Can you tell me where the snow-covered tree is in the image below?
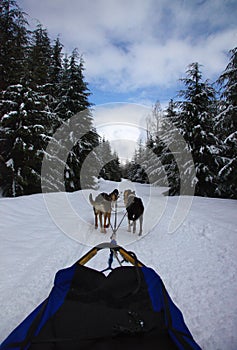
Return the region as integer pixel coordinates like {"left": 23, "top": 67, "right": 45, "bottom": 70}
{"left": 50, "top": 37, "right": 63, "bottom": 87}
{"left": 53, "top": 49, "right": 99, "bottom": 192}
{"left": 124, "top": 139, "right": 149, "bottom": 184}
{"left": 177, "top": 62, "right": 219, "bottom": 197}
{"left": 0, "top": 84, "right": 51, "bottom": 196}
{"left": 27, "top": 24, "right": 52, "bottom": 90}
{"left": 216, "top": 47, "right": 237, "bottom": 198}
{"left": 161, "top": 100, "right": 181, "bottom": 194}
{"left": 0, "top": 2, "right": 100, "bottom": 196}
{"left": 140, "top": 102, "right": 175, "bottom": 188}
{"left": 124, "top": 160, "right": 141, "bottom": 183}
{"left": 98, "top": 138, "right": 122, "bottom": 182}
{"left": 0, "top": 3, "right": 53, "bottom": 196}
{"left": 0, "top": 0, "right": 29, "bottom": 91}
{"left": 107, "top": 152, "right": 122, "bottom": 182}
{"left": 141, "top": 137, "right": 164, "bottom": 186}
{"left": 47, "top": 37, "right": 64, "bottom": 116}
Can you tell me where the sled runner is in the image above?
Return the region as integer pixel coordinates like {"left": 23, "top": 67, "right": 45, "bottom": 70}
{"left": 0, "top": 242, "right": 201, "bottom": 350}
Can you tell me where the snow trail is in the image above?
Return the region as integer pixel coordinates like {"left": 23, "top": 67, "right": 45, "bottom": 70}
{"left": 0, "top": 180, "right": 237, "bottom": 349}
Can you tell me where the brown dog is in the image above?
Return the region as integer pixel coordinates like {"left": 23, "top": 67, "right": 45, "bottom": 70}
{"left": 89, "top": 189, "right": 119, "bottom": 233}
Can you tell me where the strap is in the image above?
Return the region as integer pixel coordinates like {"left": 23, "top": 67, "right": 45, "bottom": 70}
{"left": 101, "top": 250, "right": 115, "bottom": 272}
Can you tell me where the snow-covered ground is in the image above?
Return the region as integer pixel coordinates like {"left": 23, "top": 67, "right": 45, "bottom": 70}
{"left": 0, "top": 179, "right": 237, "bottom": 349}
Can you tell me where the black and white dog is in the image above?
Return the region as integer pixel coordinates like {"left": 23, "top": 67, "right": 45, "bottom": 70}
{"left": 124, "top": 190, "right": 144, "bottom": 236}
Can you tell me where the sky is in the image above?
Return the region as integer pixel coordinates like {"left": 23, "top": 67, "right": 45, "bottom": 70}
{"left": 18, "top": 0, "right": 237, "bottom": 159}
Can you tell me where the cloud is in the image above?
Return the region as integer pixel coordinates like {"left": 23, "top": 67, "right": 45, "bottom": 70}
{"left": 20, "top": 0, "right": 237, "bottom": 95}
{"left": 86, "top": 27, "right": 236, "bottom": 94}
{"left": 18, "top": 0, "right": 237, "bottom": 160}
{"left": 92, "top": 103, "right": 150, "bottom": 160}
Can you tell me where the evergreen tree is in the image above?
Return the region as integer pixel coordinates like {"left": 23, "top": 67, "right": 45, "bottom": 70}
{"left": 27, "top": 24, "right": 52, "bottom": 90}
{"left": 105, "top": 152, "right": 122, "bottom": 182}
{"left": 50, "top": 37, "right": 63, "bottom": 87}
{"left": 0, "top": 84, "right": 51, "bottom": 196}
{"left": 161, "top": 100, "right": 181, "bottom": 194}
{"left": 0, "top": 0, "right": 29, "bottom": 91}
{"left": 142, "top": 136, "right": 165, "bottom": 186}
{"left": 98, "top": 139, "right": 122, "bottom": 182}
{"left": 111, "top": 153, "right": 122, "bottom": 182}
{"left": 125, "top": 143, "right": 148, "bottom": 184}
{"left": 48, "top": 37, "right": 64, "bottom": 115}
{"left": 98, "top": 139, "right": 113, "bottom": 180}
{"left": 216, "top": 47, "right": 237, "bottom": 198}
{"left": 0, "top": 1, "right": 51, "bottom": 196}
{"left": 0, "top": 19, "right": 65, "bottom": 196}
{"left": 0, "top": 2, "right": 100, "bottom": 196}
{"left": 125, "top": 160, "right": 142, "bottom": 183}
{"left": 134, "top": 140, "right": 149, "bottom": 184}
{"left": 177, "top": 62, "right": 219, "bottom": 197}
{"left": 54, "top": 49, "right": 99, "bottom": 191}
{"left": 57, "top": 49, "right": 91, "bottom": 117}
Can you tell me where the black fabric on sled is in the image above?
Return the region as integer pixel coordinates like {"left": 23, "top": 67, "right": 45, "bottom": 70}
{"left": 29, "top": 265, "right": 176, "bottom": 350}
{"left": 1, "top": 263, "right": 201, "bottom": 350}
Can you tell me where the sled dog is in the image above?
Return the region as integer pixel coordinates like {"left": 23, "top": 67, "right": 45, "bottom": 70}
{"left": 89, "top": 189, "right": 119, "bottom": 233}
{"left": 124, "top": 189, "right": 144, "bottom": 236}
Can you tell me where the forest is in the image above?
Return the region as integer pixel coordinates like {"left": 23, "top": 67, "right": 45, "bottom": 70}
{"left": 0, "top": 0, "right": 236, "bottom": 199}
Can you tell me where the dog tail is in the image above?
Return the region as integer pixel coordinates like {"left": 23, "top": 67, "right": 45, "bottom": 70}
{"left": 89, "top": 193, "right": 95, "bottom": 206}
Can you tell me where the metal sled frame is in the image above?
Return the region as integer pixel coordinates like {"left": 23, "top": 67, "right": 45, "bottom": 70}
{"left": 78, "top": 242, "right": 144, "bottom": 268}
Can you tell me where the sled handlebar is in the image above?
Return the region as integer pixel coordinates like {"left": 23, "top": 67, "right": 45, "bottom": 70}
{"left": 78, "top": 242, "right": 144, "bottom": 267}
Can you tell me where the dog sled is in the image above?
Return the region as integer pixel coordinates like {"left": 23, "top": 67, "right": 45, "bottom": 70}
{"left": 0, "top": 242, "right": 201, "bottom": 350}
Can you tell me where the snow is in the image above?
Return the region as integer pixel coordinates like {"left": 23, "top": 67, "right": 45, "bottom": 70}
{"left": 225, "top": 131, "right": 237, "bottom": 143}
{"left": 0, "top": 179, "right": 237, "bottom": 349}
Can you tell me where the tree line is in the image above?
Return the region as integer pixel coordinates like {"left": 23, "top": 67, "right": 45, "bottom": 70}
{"left": 124, "top": 57, "right": 237, "bottom": 199}
{"left": 1, "top": 0, "right": 236, "bottom": 199}
{"left": 0, "top": 0, "right": 121, "bottom": 196}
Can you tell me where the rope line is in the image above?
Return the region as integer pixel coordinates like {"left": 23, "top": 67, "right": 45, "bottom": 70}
{"left": 102, "top": 199, "right": 128, "bottom": 271}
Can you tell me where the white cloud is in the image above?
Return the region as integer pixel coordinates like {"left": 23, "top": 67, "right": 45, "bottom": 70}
{"left": 18, "top": 0, "right": 237, "bottom": 160}
{"left": 20, "top": 0, "right": 237, "bottom": 95}
{"left": 92, "top": 103, "right": 150, "bottom": 160}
